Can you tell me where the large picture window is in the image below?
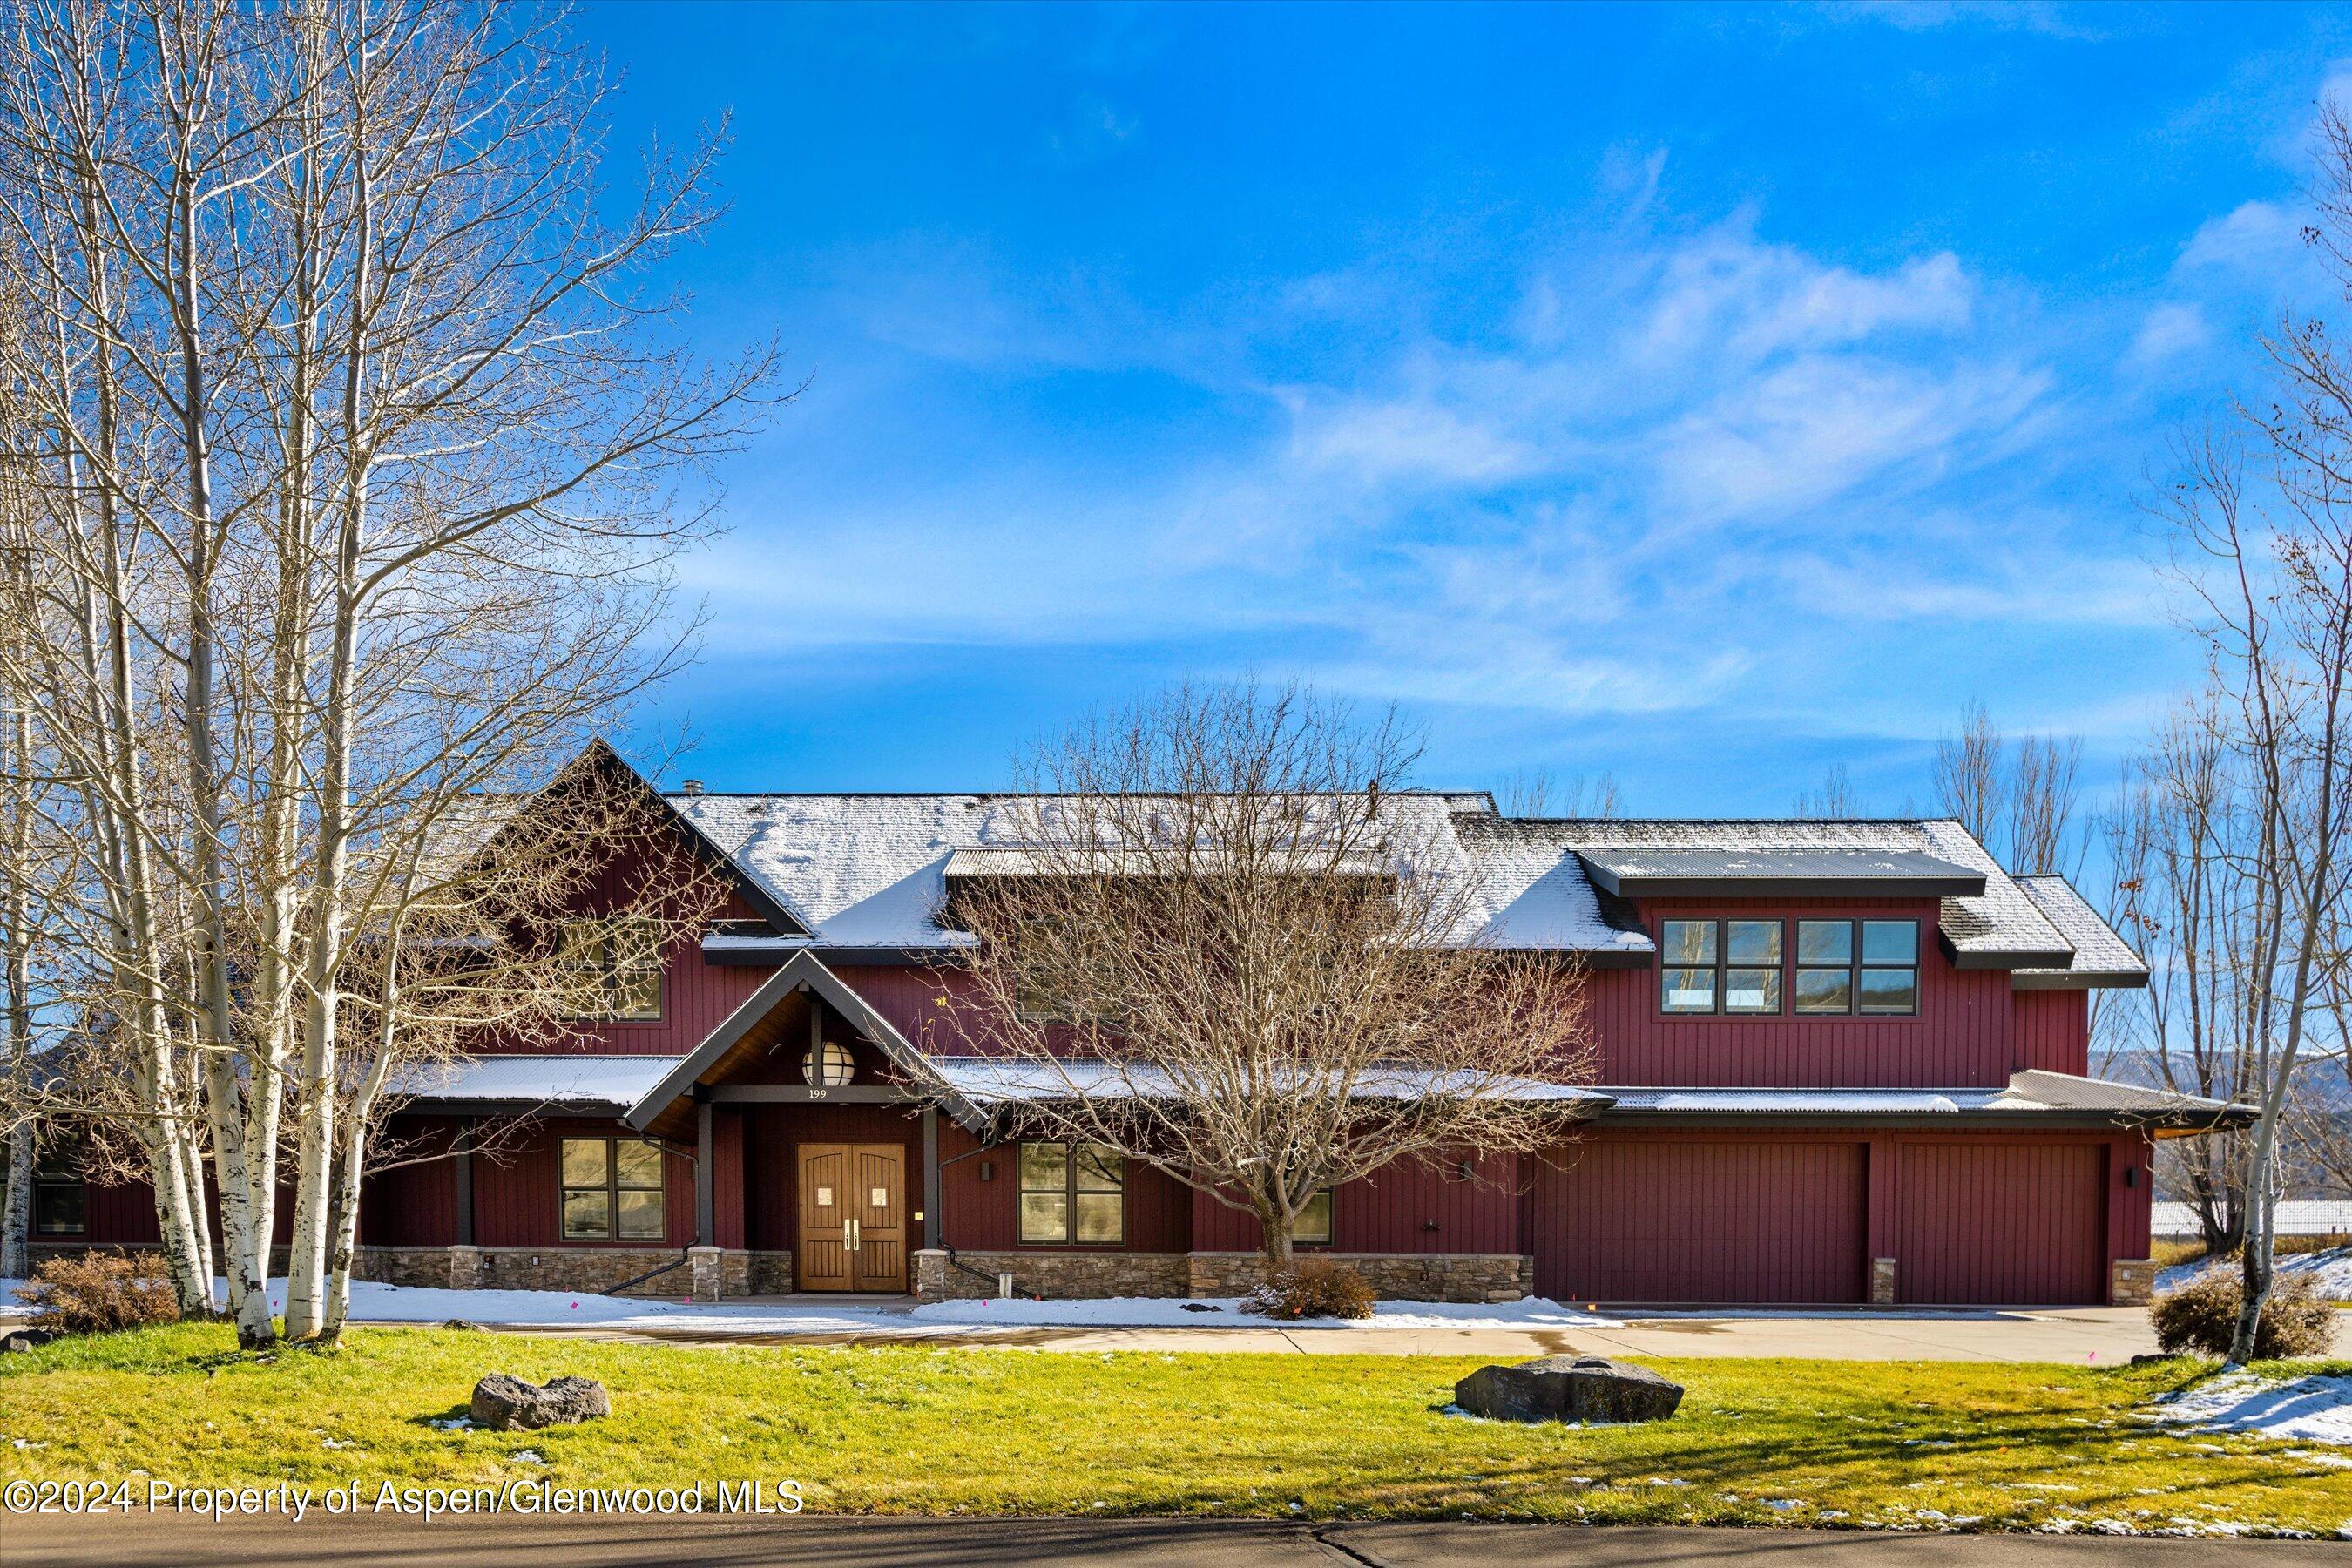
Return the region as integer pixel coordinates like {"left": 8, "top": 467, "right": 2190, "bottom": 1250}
{"left": 1795, "top": 919, "right": 1920, "bottom": 1016}
{"left": 560, "top": 1138, "right": 666, "bottom": 1240}
{"left": 1295, "top": 1186, "right": 1334, "bottom": 1246}
{"left": 1659, "top": 919, "right": 1784, "bottom": 1016}
{"left": 559, "top": 917, "right": 662, "bottom": 1021}
{"left": 1018, "top": 1142, "right": 1125, "bottom": 1245}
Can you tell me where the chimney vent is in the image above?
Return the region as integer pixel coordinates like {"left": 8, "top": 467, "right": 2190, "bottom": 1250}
{"left": 681, "top": 779, "right": 704, "bottom": 795}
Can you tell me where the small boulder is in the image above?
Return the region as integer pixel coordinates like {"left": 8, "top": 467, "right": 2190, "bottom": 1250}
{"left": 469, "top": 1373, "right": 610, "bottom": 1432}
{"left": 1453, "top": 1355, "right": 1682, "bottom": 1425}
{"left": 0, "top": 1328, "right": 57, "bottom": 1354}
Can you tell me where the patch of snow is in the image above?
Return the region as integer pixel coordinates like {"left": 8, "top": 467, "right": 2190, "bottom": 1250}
{"left": 904, "top": 1294, "right": 1615, "bottom": 1330}
{"left": 508, "top": 1450, "right": 545, "bottom": 1466}
{"left": 2157, "top": 1249, "right": 2352, "bottom": 1300}
{"left": 2140, "top": 1370, "right": 2352, "bottom": 1444}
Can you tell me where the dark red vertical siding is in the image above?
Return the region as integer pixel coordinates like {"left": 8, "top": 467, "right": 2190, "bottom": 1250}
{"left": 1528, "top": 1132, "right": 1868, "bottom": 1303}
{"left": 2011, "top": 989, "right": 2090, "bottom": 1075}
{"left": 361, "top": 1117, "right": 463, "bottom": 1246}
{"left": 469, "top": 1119, "right": 693, "bottom": 1248}
{"left": 1580, "top": 899, "right": 2014, "bottom": 1088}
{"left": 1895, "top": 1140, "right": 2105, "bottom": 1304}
{"left": 1190, "top": 1152, "right": 1520, "bottom": 1255}
{"left": 936, "top": 1121, "right": 1190, "bottom": 1253}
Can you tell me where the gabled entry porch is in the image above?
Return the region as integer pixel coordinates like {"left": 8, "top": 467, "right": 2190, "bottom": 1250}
{"left": 622, "top": 951, "right": 968, "bottom": 1298}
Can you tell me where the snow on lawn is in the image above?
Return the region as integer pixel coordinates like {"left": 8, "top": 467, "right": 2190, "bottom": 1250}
{"left": 4, "top": 1278, "right": 1615, "bottom": 1335}
{"left": 2158, "top": 1249, "right": 2352, "bottom": 1301}
{"left": 902, "top": 1295, "right": 1614, "bottom": 1329}
{"left": 2141, "top": 1370, "right": 2352, "bottom": 1444}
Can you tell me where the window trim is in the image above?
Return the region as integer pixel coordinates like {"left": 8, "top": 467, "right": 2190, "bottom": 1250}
{"left": 1016, "top": 1140, "right": 1127, "bottom": 1247}
{"left": 558, "top": 1136, "right": 668, "bottom": 1243}
{"left": 1656, "top": 917, "right": 1786, "bottom": 1017}
{"left": 559, "top": 917, "right": 664, "bottom": 1024}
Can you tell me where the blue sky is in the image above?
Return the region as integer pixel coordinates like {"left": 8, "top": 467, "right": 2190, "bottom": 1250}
{"left": 578, "top": 1, "right": 2352, "bottom": 812}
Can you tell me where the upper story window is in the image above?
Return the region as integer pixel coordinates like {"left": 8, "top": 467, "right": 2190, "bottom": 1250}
{"left": 1659, "top": 919, "right": 1784, "bottom": 1015}
{"left": 1794, "top": 919, "right": 1920, "bottom": 1016}
{"left": 558, "top": 916, "right": 662, "bottom": 1021}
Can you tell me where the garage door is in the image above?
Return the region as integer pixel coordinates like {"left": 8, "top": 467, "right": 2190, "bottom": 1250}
{"left": 1896, "top": 1142, "right": 2105, "bottom": 1306}
{"left": 1531, "top": 1139, "right": 1867, "bottom": 1305}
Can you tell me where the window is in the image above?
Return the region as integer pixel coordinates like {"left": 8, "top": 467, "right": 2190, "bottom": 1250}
{"left": 1296, "top": 1186, "right": 1334, "bottom": 1246}
{"left": 560, "top": 1138, "right": 666, "bottom": 1240}
{"left": 1017, "top": 1141, "right": 1125, "bottom": 1245}
{"left": 1795, "top": 919, "right": 1919, "bottom": 1016}
{"left": 32, "top": 1158, "right": 82, "bottom": 1237}
{"left": 1658, "top": 919, "right": 1783, "bottom": 1016}
{"left": 559, "top": 917, "right": 662, "bottom": 1021}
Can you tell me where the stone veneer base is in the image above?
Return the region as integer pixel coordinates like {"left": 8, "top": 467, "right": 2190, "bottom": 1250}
{"left": 2111, "top": 1257, "right": 2156, "bottom": 1308}
{"left": 911, "top": 1248, "right": 1533, "bottom": 1304}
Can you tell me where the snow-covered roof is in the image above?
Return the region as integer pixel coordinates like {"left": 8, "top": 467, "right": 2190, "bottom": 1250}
{"left": 662, "top": 791, "right": 2123, "bottom": 977}
{"left": 383, "top": 1054, "right": 686, "bottom": 1110}
{"left": 1453, "top": 817, "right": 2075, "bottom": 966}
{"left": 668, "top": 791, "right": 1475, "bottom": 951}
{"left": 1573, "top": 847, "right": 1984, "bottom": 897}
{"left": 2012, "top": 875, "right": 2149, "bottom": 987}
{"left": 927, "top": 1057, "right": 1608, "bottom": 1108}
{"left": 1598, "top": 1070, "right": 2248, "bottom": 1126}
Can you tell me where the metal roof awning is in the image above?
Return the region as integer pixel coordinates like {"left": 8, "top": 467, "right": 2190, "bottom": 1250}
{"left": 382, "top": 1054, "right": 687, "bottom": 1116}
{"left": 1592, "top": 1070, "right": 2253, "bottom": 1133}
{"left": 1575, "top": 848, "right": 1989, "bottom": 900}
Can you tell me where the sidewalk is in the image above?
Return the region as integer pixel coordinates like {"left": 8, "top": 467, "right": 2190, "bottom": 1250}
{"left": 495, "top": 1305, "right": 2163, "bottom": 1363}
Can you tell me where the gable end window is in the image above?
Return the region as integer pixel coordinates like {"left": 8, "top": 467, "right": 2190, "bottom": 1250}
{"left": 1018, "top": 1141, "right": 1125, "bottom": 1245}
{"left": 560, "top": 1138, "right": 667, "bottom": 1240}
{"left": 1795, "top": 919, "right": 1920, "bottom": 1016}
{"left": 559, "top": 917, "right": 662, "bottom": 1022}
{"left": 1659, "top": 919, "right": 1783, "bottom": 1016}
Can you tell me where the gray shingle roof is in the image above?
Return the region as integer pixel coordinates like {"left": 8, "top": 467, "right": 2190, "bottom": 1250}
{"left": 664, "top": 794, "right": 2117, "bottom": 981}
{"left": 1454, "top": 817, "right": 2078, "bottom": 968}
{"left": 2013, "top": 875, "right": 2149, "bottom": 986}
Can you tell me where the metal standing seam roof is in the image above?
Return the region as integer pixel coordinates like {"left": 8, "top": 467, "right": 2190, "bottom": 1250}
{"left": 1597, "top": 1071, "right": 2247, "bottom": 1125}
{"left": 382, "top": 1054, "right": 687, "bottom": 1108}
{"left": 925, "top": 1057, "right": 1610, "bottom": 1107}
{"left": 1571, "top": 847, "right": 1987, "bottom": 897}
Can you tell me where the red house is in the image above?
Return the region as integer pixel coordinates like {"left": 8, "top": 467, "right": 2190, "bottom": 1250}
{"left": 39, "top": 754, "right": 2247, "bottom": 1308}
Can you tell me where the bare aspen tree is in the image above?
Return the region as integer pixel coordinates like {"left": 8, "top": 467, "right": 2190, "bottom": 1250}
{"left": 0, "top": 0, "right": 777, "bottom": 1341}
{"left": 919, "top": 684, "right": 1598, "bottom": 1275}
{"left": 2160, "top": 95, "right": 2352, "bottom": 1354}
{"left": 1931, "top": 702, "right": 2006, "bottom": 852}
{"left": 1791, "top": 762, "right": 1860, "bottom": 819}
{"left": 2103, "top": 700, "right": 2260, "bottom": 1250}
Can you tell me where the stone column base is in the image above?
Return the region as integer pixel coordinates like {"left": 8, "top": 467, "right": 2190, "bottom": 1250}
{"left": 448, "top": 1245, "right": 482, "bottom": 1291}
{"left": 1870, "top": 1256, "right": 1896, "bottom": 1306}
{"left": 2111, "top": 1257, "right": 2156, "bottom": 1307}
{"left": 688, "top": 1246, "right": 723, "bottom": 1303}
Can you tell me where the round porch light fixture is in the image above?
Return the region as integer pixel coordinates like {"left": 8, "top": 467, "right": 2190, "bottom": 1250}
{"left": 804, "top": 1039, "right": 855, "bottom": 1088}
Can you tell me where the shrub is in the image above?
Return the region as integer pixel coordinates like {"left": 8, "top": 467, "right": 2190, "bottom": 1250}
{"left": 1241, "top": 1258, "right": 1375, "bottom": 1321}
{"left": 2152, "top": 1268, "right": 2337, "bottom": 1360}
{"left": 11, "top": 1251, "right": 182, "bottom": 1335}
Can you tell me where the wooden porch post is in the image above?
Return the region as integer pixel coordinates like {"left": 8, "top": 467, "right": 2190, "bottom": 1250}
{"left": 695, "top": 1098, "right": 714, "bottom": 1248}
{"left": 454, "top": 1117, "right": 475, "bottom": 1247}
{"left": 923, "top": 1106, "right": 942, "bottom": 1250}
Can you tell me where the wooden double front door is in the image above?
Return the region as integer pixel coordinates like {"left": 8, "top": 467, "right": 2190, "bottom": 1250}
{"left": 796, "top": 1143, "right": 907, "bottom": 1292}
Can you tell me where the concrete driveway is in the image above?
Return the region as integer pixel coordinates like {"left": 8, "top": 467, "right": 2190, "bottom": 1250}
{"left": 490, "top": 1306, "right": 2163, "bottom": 1364}
{"left": 3, "top": 1515, "right": 2342, "bottom": 1567}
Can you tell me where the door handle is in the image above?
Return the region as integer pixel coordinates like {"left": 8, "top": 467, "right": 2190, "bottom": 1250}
{"left": 847, "top": 1216, "right": 860, "bottom": 1253}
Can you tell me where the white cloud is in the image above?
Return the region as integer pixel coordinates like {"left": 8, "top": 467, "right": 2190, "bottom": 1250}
{"left": 2179, "top": 200, "right": 2305, "bottom": 277}
{"left": 2127, "top": 301, "right": 2210, "bottom": 366}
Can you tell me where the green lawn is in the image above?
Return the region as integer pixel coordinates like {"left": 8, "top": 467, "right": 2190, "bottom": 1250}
{"left": 1, "top": 1325, "right": 2349, "bottom": 1535}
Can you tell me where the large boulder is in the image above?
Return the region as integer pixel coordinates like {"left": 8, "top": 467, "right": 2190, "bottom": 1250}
{"left": 469, "top": 1373, "right": 611, "bottom": 1432}
{"left": 1453, "top": 1355, "right": 1683, "bottom": 1424}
